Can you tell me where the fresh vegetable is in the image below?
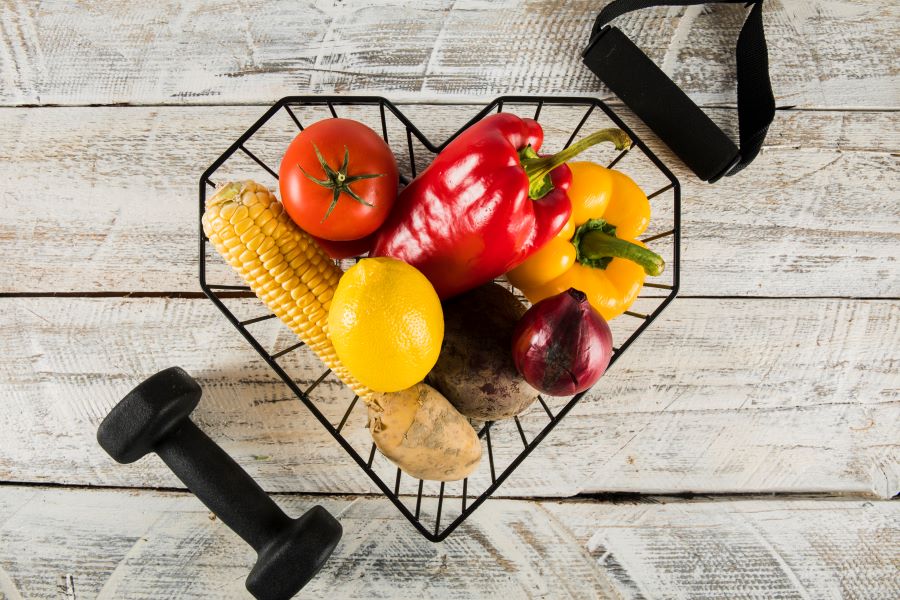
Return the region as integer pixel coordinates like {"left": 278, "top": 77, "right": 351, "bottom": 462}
{"left": 328, "top": 257, "right": 443, "bottom": 393}
{"left": 507, "top": 161, "right": 664, "bottom": 321}
{"left": 427, "top": 283, "right": 537, "bottom": 420}
{"left": 309, "top": 232, "right": 375, "bottom": 260}
{"left": 511, "top": 288, "right": 613, "bottom": 396}
{"left": 279, "top": 118, "right": 398, "bottom": 241}
{"left": 372, "top": 113, "right": 631, "bottom": 299}
{"left": 368, "top": 383, "right": 481, "bottom": 481}
{"left": 202, "top": 181, "right": 372, "bottom": 398}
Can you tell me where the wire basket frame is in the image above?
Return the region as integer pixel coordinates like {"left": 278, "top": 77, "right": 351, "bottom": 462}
{"left": 199, "top": 96, "right": 680, "bottom": 542}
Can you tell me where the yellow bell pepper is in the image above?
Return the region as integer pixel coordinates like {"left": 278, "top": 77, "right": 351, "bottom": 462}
{"left": 507, "top": 161, "right": 664, "bottom": 321}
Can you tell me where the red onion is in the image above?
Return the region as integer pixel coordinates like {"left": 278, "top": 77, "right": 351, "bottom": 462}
{"left": 511, "top": 288, "right": 613, "bottom": 396}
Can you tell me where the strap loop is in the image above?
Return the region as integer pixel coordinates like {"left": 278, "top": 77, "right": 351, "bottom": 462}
{"left": 584, "top": 0, "right": 774, "bottom": 181}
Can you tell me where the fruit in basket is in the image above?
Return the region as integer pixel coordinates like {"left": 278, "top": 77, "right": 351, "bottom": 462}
{"left": 328, "top": 257, "right": 443, "bottom": 393}
{"left": 507, "top": 161, "right": 664, "bottom": 321}
{"left": 427, "top": 283, "right": 537, "bottom": 421}
{"left": 372, "top": 112, "right": 631, "bottom": 299}
{"left": 511, "top": 288, "right": 613, "bottom": 396}
{"left": 280, "top": 118, "right": 398, "bottom": 241}
{"left": 368, "top": 383, "right": 481, "bottom": 481}
{"left": 202, "top": 180, "right": 372, "bottom": 398}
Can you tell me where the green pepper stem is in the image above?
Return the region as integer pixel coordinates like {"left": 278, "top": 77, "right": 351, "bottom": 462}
{"left": 578, "top": 228, "right": 664, "bottom": 276}
{"left": 521, "top": 128, "right": 631, "bottom": 197}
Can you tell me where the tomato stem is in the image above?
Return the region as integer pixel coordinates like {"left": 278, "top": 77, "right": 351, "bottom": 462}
{"left": 299, "top": 144, "right": 384, "bottom": 222}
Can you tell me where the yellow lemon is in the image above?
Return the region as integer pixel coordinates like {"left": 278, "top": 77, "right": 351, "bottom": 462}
{"left": 328, "top": 257, "right": 444, "bottom": 393}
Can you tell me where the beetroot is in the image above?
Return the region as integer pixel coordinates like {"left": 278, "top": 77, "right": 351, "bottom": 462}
{"left": 511, "top": 288, "right": 613, "bottom": 396}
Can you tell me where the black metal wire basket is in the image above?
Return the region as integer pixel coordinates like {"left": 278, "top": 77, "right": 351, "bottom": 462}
{"left": 199, "top": 95, "right": 680, "bottom": 542}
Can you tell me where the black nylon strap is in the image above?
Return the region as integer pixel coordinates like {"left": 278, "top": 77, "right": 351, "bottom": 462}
{"left": 584, "top": 0, "right": 774, "bottom": 181}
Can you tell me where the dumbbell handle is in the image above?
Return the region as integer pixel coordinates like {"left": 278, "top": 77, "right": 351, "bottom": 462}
{"left": 156, "top": 420, "right": 290, "bottom": 553}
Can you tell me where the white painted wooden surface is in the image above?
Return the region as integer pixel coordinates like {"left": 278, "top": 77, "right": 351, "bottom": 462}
{"left": 3, "top": 297, "right": 898, "bottom": 498}
{"left": 1, "top": 0, "right": 896, "bottom": 107}
{"left": 1, "top": 105, "right": 896, "bottom": 296}
{"left": 2, "top": 0, "right": 898, "bottom": 598}
{"left": 0, "top": 486, "right": 897, "bottom": 600}
{"left": 541, "top": 496, "right": 900, "bottom": 600}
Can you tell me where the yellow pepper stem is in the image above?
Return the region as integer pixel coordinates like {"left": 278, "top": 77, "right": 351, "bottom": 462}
{"left": 574, "top": 219, "right": 665, "bottom": 276}
{"left": 521, "top": 128, "right": 632, "bottom": 199}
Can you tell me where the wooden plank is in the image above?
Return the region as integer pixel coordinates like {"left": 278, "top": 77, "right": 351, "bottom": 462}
{"left": 0, "top": 486, "right": 896, "bottom": 599}
{"left": 2, "top": 297, "right": 897, "bottom": 498}
{"left": 543, "top": 496, "right": 900, "bottom": 600}
{"left": 1, "top": 1, "right": 896, "bottom": 108}
{"left": 0, "top": 486, "right": 620, "bottom": 600}
{"left": 0, "top": 105, "right": 897, "bottom": 296}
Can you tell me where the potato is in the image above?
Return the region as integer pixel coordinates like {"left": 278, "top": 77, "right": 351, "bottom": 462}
{"left": 367, "top": 383, "right": 481, "bottom": 481}
{"left": 427, "top": 283, "right": 537, "bottom": 420}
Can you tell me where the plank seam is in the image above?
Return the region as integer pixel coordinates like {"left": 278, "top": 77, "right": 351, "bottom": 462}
{"left": 0, "top": 481, "right": 886, "bottom": 502}
{"left": 0, "top": 103, "right": 897, "bottom": 111}
{"left": 2, "top": 293, "right": 897, "bottom": 301}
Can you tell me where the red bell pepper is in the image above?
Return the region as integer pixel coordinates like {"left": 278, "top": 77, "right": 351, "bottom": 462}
{"left": 371, "top": 113, "right": 631, "bottom": 299}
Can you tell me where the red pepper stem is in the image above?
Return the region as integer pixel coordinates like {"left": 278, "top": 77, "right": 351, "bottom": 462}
{"left": 521, "top": 128, "right": 631, "bottom": 193}
{"left": 578, "top": 229, "right": 665, "bottom": 276}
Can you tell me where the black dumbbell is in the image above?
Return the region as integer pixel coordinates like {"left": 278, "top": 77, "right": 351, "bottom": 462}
{"left": 97, "top": 366, "right": 341, "bottom": 600}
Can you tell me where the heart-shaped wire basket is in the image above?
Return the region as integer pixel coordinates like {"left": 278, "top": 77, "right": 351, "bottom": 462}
{"left": 199, "top": 96, "right": 680, "bottom": 541}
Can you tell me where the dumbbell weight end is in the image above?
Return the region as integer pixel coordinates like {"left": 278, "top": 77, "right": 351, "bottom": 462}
{"left": 97, "top": 367, "right": 342, "bottom": 600}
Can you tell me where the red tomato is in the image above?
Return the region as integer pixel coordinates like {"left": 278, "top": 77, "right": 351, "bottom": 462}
{"left": 310, "top": 232, "right": 375, "bottom": 260}
{"left": 279, "top": 118, "right": 398, "bottom": 241}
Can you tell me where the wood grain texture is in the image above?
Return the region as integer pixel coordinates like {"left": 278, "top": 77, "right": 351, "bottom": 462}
{"left": 1, "top": 1, "right": 897, "bottom": 595}
{"left": 1, "top": 1, "right": 897, "bottom": 108}
{"left": 2, "top": 297, "right": 897, "bottom": 498}
{"left": 0, "top": 486, "right": 897, "bottom": 599}
{"left": 0, "top": 486, "right": 620, "bottom": 600}
{"left": 1, "top": 104, "right": 897, "bottom": 296}
{"left": 541, "top": 496, "right": 900, "bottom": 600}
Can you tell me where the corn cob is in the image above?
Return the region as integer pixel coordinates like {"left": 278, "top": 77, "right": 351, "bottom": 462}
{"left": 202, "top": 180, "right": 372, "bottom": 399}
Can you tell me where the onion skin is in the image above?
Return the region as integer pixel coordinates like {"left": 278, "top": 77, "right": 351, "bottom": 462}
{"left": 511, "top": 288, "right": 613, "bottom": 396}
